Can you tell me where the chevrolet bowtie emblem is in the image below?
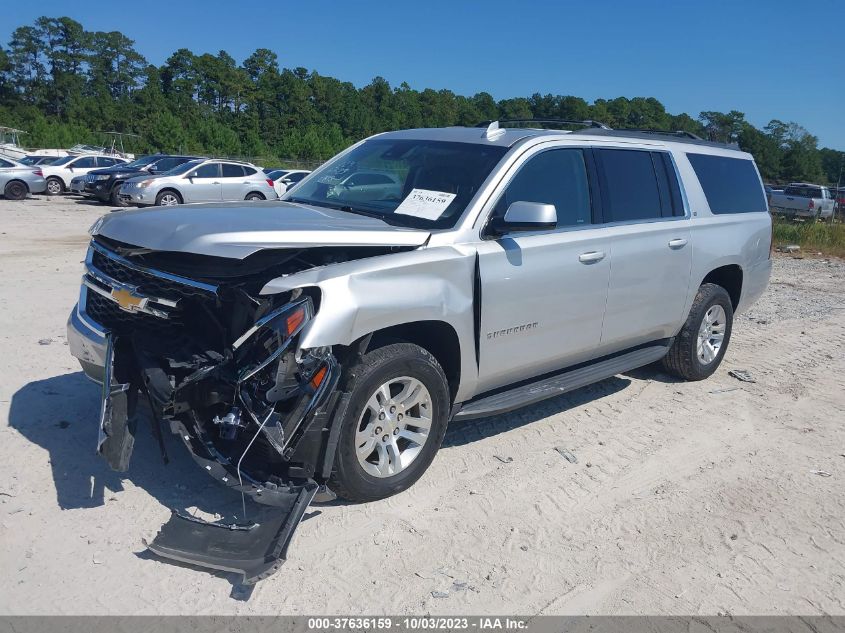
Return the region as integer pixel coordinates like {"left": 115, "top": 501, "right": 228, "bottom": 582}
{"left": 111, "top": 287, "right": 146, "bottom": 312}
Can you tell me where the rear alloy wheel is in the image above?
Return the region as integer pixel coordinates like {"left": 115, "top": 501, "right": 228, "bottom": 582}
{"left": 3, "top": 180, "right": 27, "bottom": 200}
{"left": 46, "top": 177, "right": 63, "bottom": 196}
{"left": 246, "top": 192, "right": 265, "bottom": 201}
{"left": 155, "top": 190, "right": 181, "bottom": 206}
{"left": 329, "top": 343, "right": 450, "bottom": 502}
{"left": 661, "top": 283, "right": 734, "bottom": 381}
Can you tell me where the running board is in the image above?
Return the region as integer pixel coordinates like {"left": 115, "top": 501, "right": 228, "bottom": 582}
{"left": 453, "top": 343, "right": 670, "bottom": 421}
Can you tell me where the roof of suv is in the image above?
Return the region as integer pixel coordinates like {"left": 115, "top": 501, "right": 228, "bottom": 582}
{"left": 377, "top": 121, "right": 738, "bottom": 151}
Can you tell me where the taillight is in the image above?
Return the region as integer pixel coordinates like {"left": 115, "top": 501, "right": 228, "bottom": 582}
{"left": 33, "top": 170, "right": 43, "bottom": 177}
{"left": 266, "top": 179, "right": 274, "bottom": 188}
{"left": 808, "top": 199, "right": 814, "bottom": 209}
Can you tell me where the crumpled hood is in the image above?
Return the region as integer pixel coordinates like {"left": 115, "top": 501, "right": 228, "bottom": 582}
{"left": 94, "top": 201, "right": 431, "bottom": 259}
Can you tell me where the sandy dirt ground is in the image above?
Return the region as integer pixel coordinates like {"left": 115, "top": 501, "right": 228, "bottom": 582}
{"left": 1, "top": 195, "right": 844, "bottom": 615}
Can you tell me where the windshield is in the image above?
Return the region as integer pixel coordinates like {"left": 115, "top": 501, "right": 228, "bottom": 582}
{"left": 121, "top": 154, "right": 159, "bottom": 169}
{"left": 161, "top": 159, "right": 203, "bottom": 176}
{"left": 286, "top": 139, "right": 508, "bottom": 229}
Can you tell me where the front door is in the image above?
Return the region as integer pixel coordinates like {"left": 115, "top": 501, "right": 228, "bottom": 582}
{"left": 184, "top": 162, "right": 222, "bottom": 202}
{"left": 476, "top": 148, "right": 611, "bottom": 394}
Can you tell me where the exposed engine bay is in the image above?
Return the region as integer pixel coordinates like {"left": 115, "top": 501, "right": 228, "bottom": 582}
{"left": 86, "top": 234, "right": 410, "bottom": 583}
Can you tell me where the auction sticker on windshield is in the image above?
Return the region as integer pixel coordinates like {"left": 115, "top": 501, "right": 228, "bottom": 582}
{"left": 394, "top": 188, "right": 456, "bottom": 220}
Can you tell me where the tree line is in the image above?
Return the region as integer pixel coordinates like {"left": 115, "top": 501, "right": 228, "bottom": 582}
{"left": 0, "top": 16, "right": 842, "bottom": 184}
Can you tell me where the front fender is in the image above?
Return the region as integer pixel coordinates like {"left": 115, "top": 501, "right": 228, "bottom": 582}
{"left": 260, "top": 245, "right": 479, "bottom": 401}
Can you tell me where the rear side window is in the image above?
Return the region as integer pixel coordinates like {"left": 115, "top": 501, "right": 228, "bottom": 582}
{"left": 594, "top": 149, "right": 664, "bottom": 222}
{"left": 243, "top": 166, "right": 257, "bottom": 176}
{"left": 222, "top": 164, "right": 245, "bottom": 177}
{"left": 493, "top": 149, "right": 592, "bottom": 227}
{"left": 687, "top": 153, "right": 767, "bottom": 214}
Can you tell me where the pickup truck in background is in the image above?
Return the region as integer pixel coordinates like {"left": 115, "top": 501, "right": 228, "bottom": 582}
{"left": 769, "top": 183, "right": 835, "bottom": 219}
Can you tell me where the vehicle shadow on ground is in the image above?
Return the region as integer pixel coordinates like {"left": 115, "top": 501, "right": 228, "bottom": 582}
{"left": 443, "top": 375, "right": 633, "bottom": 448}
{"left": 8, "top": 371, "right": 281, "bottom": 596}
{"left": 6, "top": 371, "right": 270, "bottom": 525}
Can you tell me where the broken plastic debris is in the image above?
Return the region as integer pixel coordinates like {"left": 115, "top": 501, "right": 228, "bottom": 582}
{"left": 728, "top": 369, "right": 756, "bottom": 383}
{"left": 554, "top": 447, "right": 578, "bottom": 463}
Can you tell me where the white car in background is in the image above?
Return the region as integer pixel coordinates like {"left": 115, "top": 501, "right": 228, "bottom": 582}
{"left": 266, "top": 169, "right": 311, "bottom": 197}
{"left": 41, "top": 154, "right": 128, "bottom": 195}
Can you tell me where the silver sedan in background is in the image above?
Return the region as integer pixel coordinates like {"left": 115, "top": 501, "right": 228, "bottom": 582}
{"left": 119, "top": 158, "right": 277, "bottom": 206}
{"left": 0, "top": 156, "right": 47, "bottom": 199}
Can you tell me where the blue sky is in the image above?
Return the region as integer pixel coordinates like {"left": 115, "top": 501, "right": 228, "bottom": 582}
{"left": 4, "top": 0, "right": 844, "bottom": 149}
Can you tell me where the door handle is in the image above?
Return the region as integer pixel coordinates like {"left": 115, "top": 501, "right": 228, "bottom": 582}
{"left": 578, "top": 251, "right": 606, "bottom": 264}
{"left": 211, "top": 181, "right": 221, "bottom": 185}
{"left": 668, "top": 238, "right": 688, "bottom": 249}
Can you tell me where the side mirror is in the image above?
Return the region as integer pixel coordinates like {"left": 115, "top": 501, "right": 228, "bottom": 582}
{"left": 68, "top": 166, "right": 75, "bottom": 172}
{"left": 489, "top": 201, "right": 557, "bottom": 235}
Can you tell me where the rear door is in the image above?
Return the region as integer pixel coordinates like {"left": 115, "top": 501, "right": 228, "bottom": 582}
{"left": 594, "top": 148, "right": 693, "bottom": 353}
{"left": 184, "top": 162, "right": 222, "bottom": 202}
{"left": 220, "top": 163, "right": 248, "bottom": 201}
{"left": 476, "top": 146, "right": 611, "bottom": 393}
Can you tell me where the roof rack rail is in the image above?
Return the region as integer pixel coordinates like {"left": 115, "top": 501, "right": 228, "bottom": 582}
{"left": 571, "top": 127, "right": 738, "bottom": 149}
{"left": 475, "top": 118, "right": 611, "bottom": 130}
{"left": 618, "top": 128, "right": 705, "bottom": 140}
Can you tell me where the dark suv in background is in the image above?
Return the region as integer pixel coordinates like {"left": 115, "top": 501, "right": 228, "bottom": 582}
{"left": 85, "top": 153, "right": 203, "bottom": 205}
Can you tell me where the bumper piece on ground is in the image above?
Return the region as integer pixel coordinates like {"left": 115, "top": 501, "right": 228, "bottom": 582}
{"left": 146, "top": 480, "right": 318, "bottom": 584}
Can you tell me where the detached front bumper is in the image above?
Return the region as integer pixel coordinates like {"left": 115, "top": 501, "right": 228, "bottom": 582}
{"left": 68, "top": 300, "right": 108, "bottom": 383}
{"left": 67, "top": 256, "right": 342, "bottom": 582}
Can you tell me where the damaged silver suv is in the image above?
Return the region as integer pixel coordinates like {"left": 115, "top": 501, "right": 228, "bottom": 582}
{"left": 68, "top": 120, "right": 772, "bottom": 582}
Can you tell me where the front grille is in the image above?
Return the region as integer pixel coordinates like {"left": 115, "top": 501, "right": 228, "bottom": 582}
{"left": 91, "top": 249, "right": 193, "bottom": 300}
{"left": 84, "top": 245, "right": 216, "bottom": 336}
{"left": 85, "top": 289, "right": 185, "bottom": 336}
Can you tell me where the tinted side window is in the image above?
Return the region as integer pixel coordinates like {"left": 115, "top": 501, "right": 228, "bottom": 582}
{"left": 595, "top": 149, "right": 662, "bottom": 222}
{"left": 0, "top": 158, "right": 13, "bottom": 168}
{"left": 494, "top": 149, "right": 591, "bottom": 227}
{"left": 98, "top": 157, "right": 117, "bottom": 167}
{"left": 73, "top": 157, "right": 98, "bottom": 168}
{"left": 192, "top": 163, "right": 219, "bottom": 178}
{"left": 222, "top": 164, "right": 245, "bottom": 177}
{"left": 243, "top": 166, "right": 257, "bottom": 176}
{"left": 288, "top": 172, "right": 307, "bottom": 183}
{"left": 687, "top": 153, "right": 767, "bottom": 214}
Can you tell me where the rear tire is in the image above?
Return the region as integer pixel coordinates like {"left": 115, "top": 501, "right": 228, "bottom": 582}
{"left": 662, "top": 283, "right": 734, "bottom": 381}
{"left": 329, "top": 343, "right": 450, "bottom": 502}
{"left": 155, "top": 190, "right": 182, "bottom": 206}
{"left": 46, "top": 177, "right": 63, "bottom": 196}
{"left": 3, "top": 180, "right": 27, "bottom": 200}
{"left": 245, "top": 192, "right": 265, "bottom": 201}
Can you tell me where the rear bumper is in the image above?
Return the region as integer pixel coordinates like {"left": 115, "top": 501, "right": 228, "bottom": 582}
{"left": 737, "top": 258, "right": 772, "bottom": 314}
{"left": 28, "top": 177, "right": 48, "bottom": 194}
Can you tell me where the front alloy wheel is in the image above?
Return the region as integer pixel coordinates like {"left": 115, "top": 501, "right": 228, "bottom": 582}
{"left": 157, "top": 192, "right": 180, "bottom": 206}
{"left": 329, "top": 342, "right": 450, "bottom": 502}
{"left": 355, "top": 376, "right": 433, "bottom": 478}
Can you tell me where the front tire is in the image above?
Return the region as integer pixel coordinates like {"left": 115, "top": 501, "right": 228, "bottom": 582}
{"left": 3, "top": 180, "right": 27, "bottom": 200}
{"left": 662, "top": 283, "right": 734, "bottom": 381}
{"left": 45, "top": 177, "right": 64, "bottom": 196}
{"left": 109, "top": 183, "right": 127, "bottom": 207}
{"left": 155, "top": 190, "right": 182, "bottom": 206}
{"left": 329, "top": 343, "right": 450, "bottom": 502}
